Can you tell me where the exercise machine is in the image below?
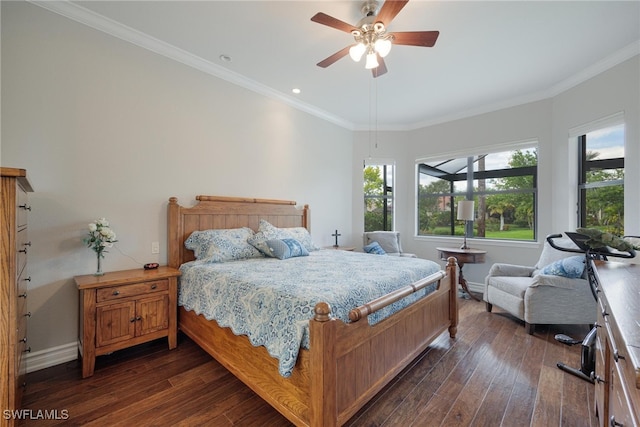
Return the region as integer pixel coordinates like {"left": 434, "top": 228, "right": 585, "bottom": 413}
{"left": 546, "top": 232, "right": 635, "bottom": 383}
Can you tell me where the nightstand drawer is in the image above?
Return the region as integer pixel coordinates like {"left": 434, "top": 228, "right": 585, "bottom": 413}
{"left": 97, "top": 279, "right": 168, "bottom": 303}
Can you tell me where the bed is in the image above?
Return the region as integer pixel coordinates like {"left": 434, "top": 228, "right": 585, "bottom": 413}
{"left": 167, "top": 195, "right": 458, "bottom": 427}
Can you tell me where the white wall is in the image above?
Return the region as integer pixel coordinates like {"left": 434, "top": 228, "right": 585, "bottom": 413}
{"left": 1, "top": 2, "right": 354, "bottom": 360}
{"left": 3, "top": 1, "right": 638, "bottom": 367}
{"left": 353, "top": 56, "right": 639, "bottom": 288}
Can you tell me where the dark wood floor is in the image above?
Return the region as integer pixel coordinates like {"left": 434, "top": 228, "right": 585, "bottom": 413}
{"left": 20, "top": 297, "right": 598, "bottom": 426}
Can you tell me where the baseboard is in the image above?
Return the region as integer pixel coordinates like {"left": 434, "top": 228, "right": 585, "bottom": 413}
{"left": 26, "top": 342, "right": 78, "bottom": 373}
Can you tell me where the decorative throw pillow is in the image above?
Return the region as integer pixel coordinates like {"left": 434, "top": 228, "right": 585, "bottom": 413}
{"left": 184, "top": 227, "right": 262, "bottom": 262}
{"left": 265, "top": 238, "right": 309, "bottom": 260}
{"left": 281, "top": 227, "right": 320, "bottom": 252}
{"left": 539, "top": 255, "right": 585, "bottom": 278}
{"left": 248, "top": 222, "right": 292, "bottom": 256}
{"left": 251, "top": 220, "right": 320, "bottom": 253}
{"left": 363, "top": 241, "right": 387, "bottom": 255}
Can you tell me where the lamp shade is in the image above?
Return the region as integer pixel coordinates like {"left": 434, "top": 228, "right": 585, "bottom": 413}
{"left": 457, "top": 200, "right": 475, "bottom": 221}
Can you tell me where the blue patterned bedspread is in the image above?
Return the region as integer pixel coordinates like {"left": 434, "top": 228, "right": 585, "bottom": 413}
{"left": 178, "top": 249, "right": 441, "bottom": 377}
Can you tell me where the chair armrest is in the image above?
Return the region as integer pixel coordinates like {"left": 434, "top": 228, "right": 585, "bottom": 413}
{"left": 486, "top": 263, "right": 534, "bottom": 278}
{"left": 530, "top": 274, "right": 589, "bottom": 290}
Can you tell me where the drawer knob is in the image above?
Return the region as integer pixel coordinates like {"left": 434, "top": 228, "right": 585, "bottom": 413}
{"left": 151, "top": 284, "right": 157, "bottom": 290}
{"left": 601, "top": 309, "right": 609, "bottom": 317}
{"left": 112, "top": 290, "right": 120, "bottom": 296}
{"left": 19, "top": 204, "right": 31, "bottom": 211}
{"left": 24, "top": 347, "right": 31, "bottom": 353}
{"left": 19, "top": 248, "right": 28, "bottom": 254}
{"left": 25, "top": 312, "right": 31, "bottom": 317}
{"left": 20, "top": 337, "right": 27, "bottom": 343}
{"left": 590, "top": 372, "right": 606, "bottom": 384}
{"left": 610, "top": 416, "right": 623, "bottom": 426}
{"left": 24, "top": 241, "right": 32, "bottom": 246}
{"left": 18, "top": 292, "right": 27, "bottom": 298}
{"left": 613, "top": 350, "right": 625, "bottom": 362}
{"left": 24, "top": 276, "right": 31, "bottom": 282}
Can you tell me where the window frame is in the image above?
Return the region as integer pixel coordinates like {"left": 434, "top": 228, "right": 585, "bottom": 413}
{"left": 364, "top": 160, "right": 395, "bottom": 232}
{"left": 416, "top": 144, "right": 538, "bottom": 242}
{"left": 576, "top": 128, "right": 625, "bottom": 233}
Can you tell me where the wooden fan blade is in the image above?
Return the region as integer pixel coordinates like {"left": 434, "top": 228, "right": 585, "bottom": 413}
{"left": 311, "top": 12, "right": 357, "bottom": 33}
{"left": 372, "top": 56, "right": 388, "bottom": 78}
{"left": 391, "top": 31, "right": 439, "bottom": 47}
{"left": 317, "top": 46, "right": 351, "bottom": 68}
{"left": 375, "top": 0, "right": 409, "bottom": 26}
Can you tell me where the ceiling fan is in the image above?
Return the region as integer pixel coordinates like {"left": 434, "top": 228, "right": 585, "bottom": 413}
{"left": 311, "top": 0, "right": 439, "bottom": 78}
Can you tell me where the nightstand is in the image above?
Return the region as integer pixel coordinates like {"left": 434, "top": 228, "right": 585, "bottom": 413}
{"left": 75, "top": 266, "right": 181, "bottom": 378}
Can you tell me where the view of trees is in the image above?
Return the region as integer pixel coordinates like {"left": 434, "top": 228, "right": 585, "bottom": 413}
{"left": 365, "top": 140, "right": 624, "bottom": 240}
{"left": 417, "top": 149, "right": 537, "bottom": 240}
{"left": 364, "top": 165, "right": 393, "bottom": 232}
{"left": 582, "top": 159, "right": 624, "bottom": 235}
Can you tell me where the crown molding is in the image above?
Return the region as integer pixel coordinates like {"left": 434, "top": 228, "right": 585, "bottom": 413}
{"left": 403, "top": 40, "right": 640, "bottom": 131}
{"left": 28, "top": 1, "right": 639, "bottom": 133}
{"left": 28, "top": 0, "right": 355, "bottom": 131}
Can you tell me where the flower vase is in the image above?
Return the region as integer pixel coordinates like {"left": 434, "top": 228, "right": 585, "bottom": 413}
{"left": 95, "top": 254, "right": 104, "bottom": 276}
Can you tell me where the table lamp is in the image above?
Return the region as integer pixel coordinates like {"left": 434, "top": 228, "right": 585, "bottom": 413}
{"left": 457, "top": 200, "right": 475, "bottom": 249}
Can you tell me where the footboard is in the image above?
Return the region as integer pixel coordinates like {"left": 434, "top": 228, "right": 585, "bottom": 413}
{"left": 308, "top": 257, "right": 458, "bottom": 426}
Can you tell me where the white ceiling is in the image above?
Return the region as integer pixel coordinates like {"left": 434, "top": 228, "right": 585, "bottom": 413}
{"left": 40, "top": 1, "right": 640, "bottom": 130}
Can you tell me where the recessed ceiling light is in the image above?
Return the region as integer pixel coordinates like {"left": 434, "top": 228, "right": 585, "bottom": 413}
{"left": 219, "top": 54, "right": 232, "bottom": 63}
{"left": 292, "top": 88, "right": 301, "bottom": 94}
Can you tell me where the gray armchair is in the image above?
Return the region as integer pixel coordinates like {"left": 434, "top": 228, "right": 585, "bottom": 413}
{"left": 483, "top": 234, "right": 596, "bottom": 334}
{"left": 363, "top": 231, "right": 416, "bottom": 257}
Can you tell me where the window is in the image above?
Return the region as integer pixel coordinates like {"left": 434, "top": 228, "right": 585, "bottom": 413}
{"left": 578, "top": 124, "right": 624, "bottom": 235}
{"left": 417, "top": 146, "right": 537, "bottom": 241}
{"left": 364, "top": 163, "right": 394, "bottom": 232}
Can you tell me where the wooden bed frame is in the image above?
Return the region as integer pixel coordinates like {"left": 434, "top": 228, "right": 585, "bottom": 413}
{"left": 167, "top": 195, "right": 458, "bottom": 427}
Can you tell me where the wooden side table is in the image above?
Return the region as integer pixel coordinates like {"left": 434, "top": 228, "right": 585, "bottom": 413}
{"left": 436, "top": 247, "right": 487, "bottom": 301}
{"left": 75, "top": 266, "right": 181, "bottom": 378}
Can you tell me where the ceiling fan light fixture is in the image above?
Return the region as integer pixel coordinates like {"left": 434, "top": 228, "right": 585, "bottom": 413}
{"left": 365, "top": 51, "right": 379, "bottom": 69}
{"left": 349, "top": 43, "right": 366, "bottom": 62}
{"left": 374, "top": 37, "right": 392, "bottom": 57}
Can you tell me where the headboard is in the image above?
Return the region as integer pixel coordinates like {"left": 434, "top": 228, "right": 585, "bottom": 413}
{"left": 167, "top": 195, "right": 310, "bottom": 268}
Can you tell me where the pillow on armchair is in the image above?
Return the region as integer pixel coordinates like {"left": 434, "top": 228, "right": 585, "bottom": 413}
{"left": 363, "top": 231, "right": 416, "bottom": 257}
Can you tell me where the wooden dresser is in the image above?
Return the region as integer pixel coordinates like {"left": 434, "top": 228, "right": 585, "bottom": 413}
{"left": 593, "top": 260, "right": 640, "bottom": 427}
{"left": 1, "top": 168, "right": 33, "bottom": 427}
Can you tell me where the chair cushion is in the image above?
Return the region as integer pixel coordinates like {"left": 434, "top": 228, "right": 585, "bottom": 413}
{"left": 486, "top": 276, "right": 532, "bottom": 299}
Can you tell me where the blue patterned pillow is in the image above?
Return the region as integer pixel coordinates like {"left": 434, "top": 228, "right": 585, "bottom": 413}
{"left": 539, "top": 255, "right": 585, "bottom": 278}
{"left": 248, "top": 226, "right": 291, "bottom": 256}
{"left": 265, "top": 238, "right": 309, "bottom": 260}
{"left": 250, "top": 220, "right": 319, "bottom": 254}
{"left": 363, "top": 241, "right": 387, "bottom": 255}
{"left": 282, "top": 227, "right": 320, "bottom": 252}
{"left": 185, "top": 228, "right": 262, "bottom": 262}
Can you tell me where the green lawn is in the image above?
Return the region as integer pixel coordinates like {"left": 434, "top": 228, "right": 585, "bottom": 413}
{"left": 427, "top": 226, "right": 534, "bottom": 241}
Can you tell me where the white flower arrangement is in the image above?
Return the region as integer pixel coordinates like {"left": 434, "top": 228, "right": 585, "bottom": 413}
{"left": 84, "top": 217, "right": 117, "bottom": 258}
